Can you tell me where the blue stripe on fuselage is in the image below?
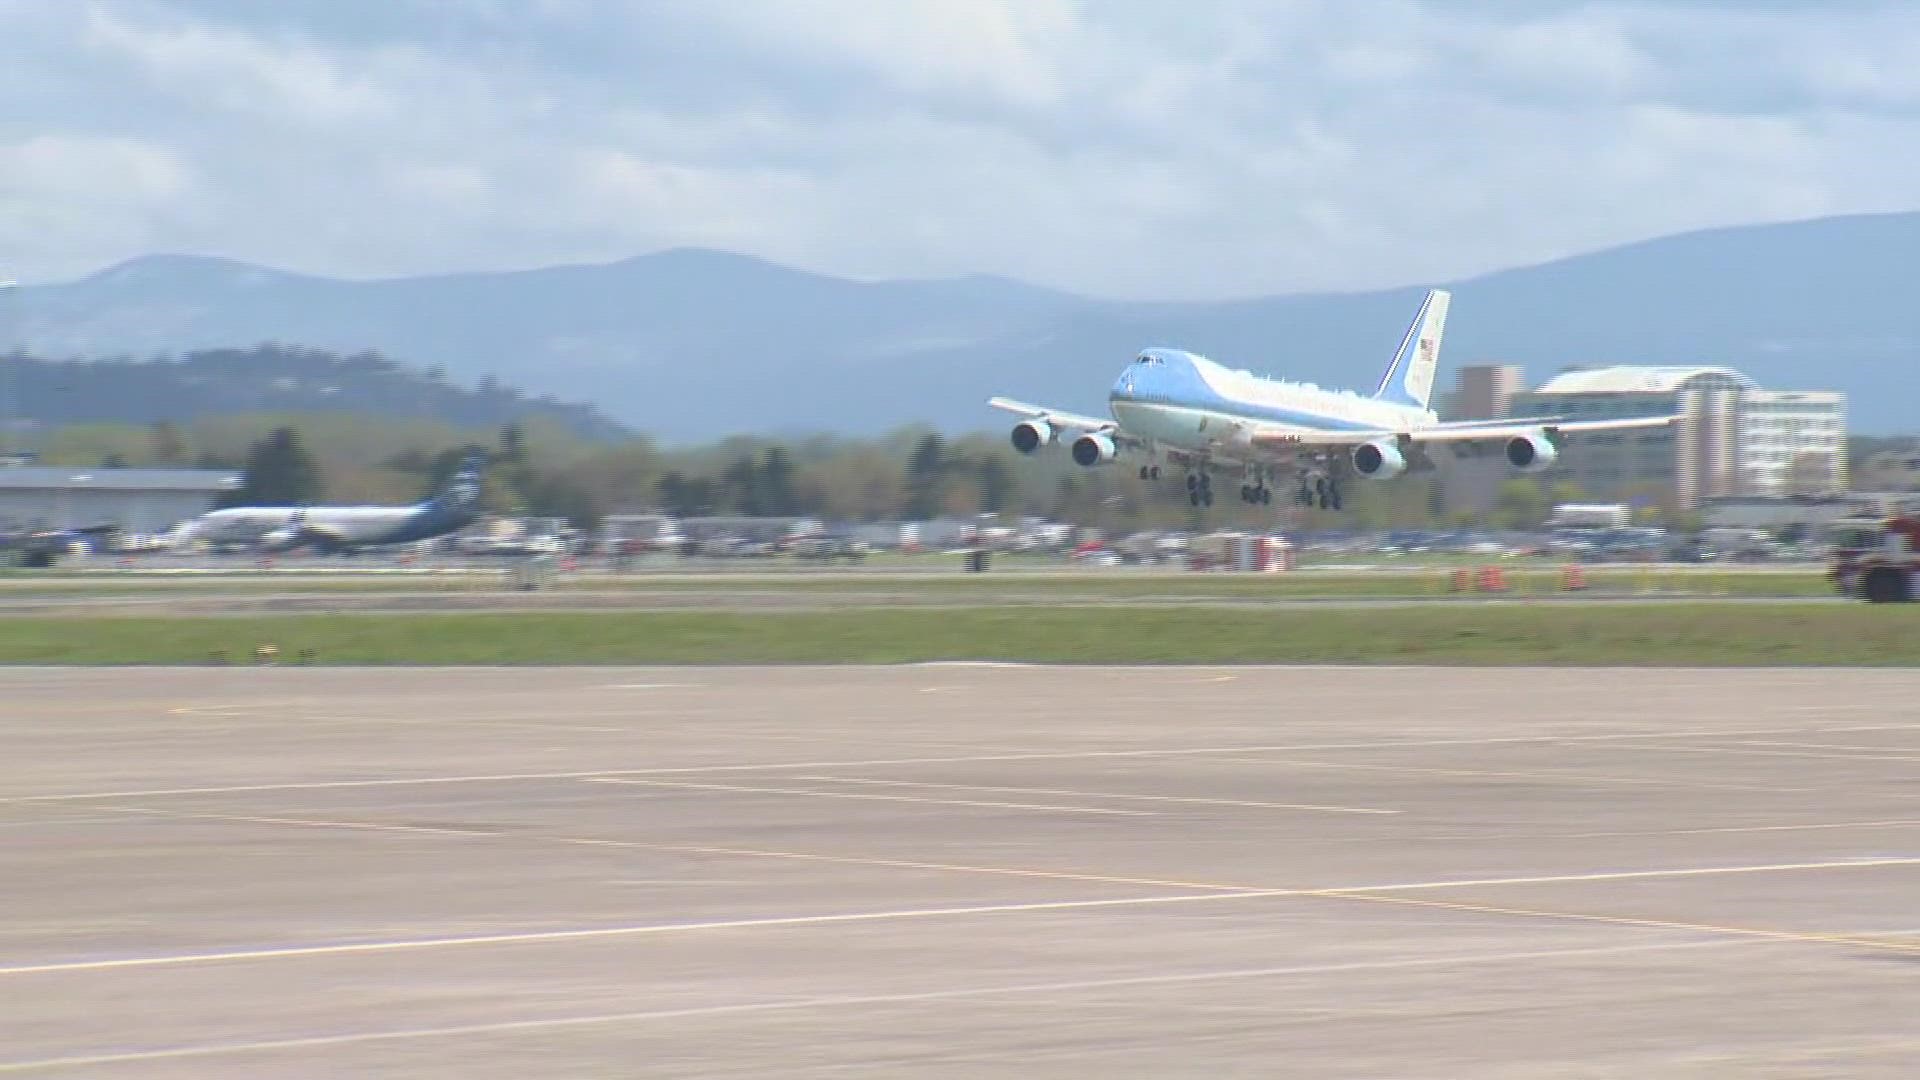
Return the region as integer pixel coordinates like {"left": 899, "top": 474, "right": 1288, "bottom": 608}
{"left": 1109, "top": 349, "right": 1380, "bottom": 432}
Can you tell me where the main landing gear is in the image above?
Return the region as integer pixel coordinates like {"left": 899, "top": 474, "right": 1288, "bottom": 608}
{"left": 1238, "top": 481, "right": 1273, "bottom": 506}
{"left": 1296, "top": 475, "right": 1343, "bottom": 511}
{"left": 1137, "top": 465, "right": 1161, "bottom": 481}
{"left": 1185, "top": 471, "right": 1212, "bottom": 508}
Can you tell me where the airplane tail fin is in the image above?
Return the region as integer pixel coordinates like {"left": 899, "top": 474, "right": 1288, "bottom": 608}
{"left": 428, "top": 448, "right": 488, "bottom": 512}
{"left": 1371, "top": 288, "right": 1449, "bottom": 411}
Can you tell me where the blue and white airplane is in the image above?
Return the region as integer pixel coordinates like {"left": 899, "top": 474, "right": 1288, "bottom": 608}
{"left": 187, "top": 449, "right": 488, "bottom": 554}
{"left": 991, "top": 289, "right": 1676, "bottom": 510}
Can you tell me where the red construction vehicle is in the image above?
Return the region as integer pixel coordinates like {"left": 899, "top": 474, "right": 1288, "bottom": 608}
{"left": 1827, "top": 513, "right": 1920, "bottom": 603}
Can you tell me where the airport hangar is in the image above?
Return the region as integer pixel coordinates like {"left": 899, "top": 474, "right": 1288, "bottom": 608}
{"left": 0, "top": 466, "right": 239, "bottom": 534}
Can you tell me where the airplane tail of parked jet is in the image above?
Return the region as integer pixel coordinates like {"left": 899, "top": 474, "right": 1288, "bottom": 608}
{"left": 423, "top": 449, "right": 488, "bottom": 515}
{"left": 1371, "top": 288, "right": 1450, "bottom": 411}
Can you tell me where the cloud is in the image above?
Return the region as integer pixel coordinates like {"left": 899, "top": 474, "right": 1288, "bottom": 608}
{"left": 82, "top": 5, "right": 394, "bottom": 124}
{"left": 3, "top": 0, "right": 1919, "bottom": 297}
{"left": 0, "top": 136, "right": 200, "bottom": 275}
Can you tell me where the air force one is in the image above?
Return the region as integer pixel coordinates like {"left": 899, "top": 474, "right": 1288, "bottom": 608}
{"left": 991, "top": 289, "right": 1678, "bottom": 510}
{"left": 187, "top": 450, "right": 486, "bottom": 554}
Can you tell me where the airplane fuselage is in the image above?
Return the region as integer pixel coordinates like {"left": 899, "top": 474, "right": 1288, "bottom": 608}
{"left": 191, "top": 503, "right": 475, "bottom": 551}
{"left": 1107, "top": 348, "right": 1435, "bottom": 465}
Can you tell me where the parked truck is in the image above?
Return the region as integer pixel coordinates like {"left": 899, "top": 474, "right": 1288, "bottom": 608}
{"left": 1827, "top": 514, "right": 1920, "bottom": 602}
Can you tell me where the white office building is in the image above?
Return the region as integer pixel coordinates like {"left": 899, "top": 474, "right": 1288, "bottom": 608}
{"left": 1737, "top": 390, "right": 1849, "bottom": 496}
{"left": 1505, "top": 366, "right": 1846, "bottom": 511}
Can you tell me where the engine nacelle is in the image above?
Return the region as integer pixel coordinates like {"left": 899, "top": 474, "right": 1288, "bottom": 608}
{"left": 1351, "top": 439, "right": 1407, "bottom": 480}
{"left": 1505, "top": 431, "right": 1560, "bottom": 473}
{"left": 1071, "top": 432, "right": 1118, "bottom": 467}
{"left": 1010, "top": 419, "right": 1053, "bottom": 454}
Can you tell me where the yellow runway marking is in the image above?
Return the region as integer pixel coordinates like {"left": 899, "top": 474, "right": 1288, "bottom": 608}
{"left": 1316, "top": 891, "right": 1920, "bottom": 957}
{"left": 1219, "top": 756, "right": 1808, "bottom": 794}
{"left": 793, "top": 775, "right": 1397, "bottom": 815}
{"left": 7, "top": 806, "right": 1917, "bottom": 977}
{"left": 98, "top": 808, "right": 1229, "bottom": 892}
{"left": 585, "top": 778, "right": 1154, "bottom": 816}
{"left": 13, "top": 720, "right": 1920, "bottom": 804}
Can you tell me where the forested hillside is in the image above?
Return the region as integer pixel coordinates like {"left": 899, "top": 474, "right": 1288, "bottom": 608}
{"left": 0, "top": 344, "right": 625, "bottom": 441}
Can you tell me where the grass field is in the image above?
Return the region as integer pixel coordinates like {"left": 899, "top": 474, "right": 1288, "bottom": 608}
{"left": 2, "top": 604, "right": 1913, "bottom": 666}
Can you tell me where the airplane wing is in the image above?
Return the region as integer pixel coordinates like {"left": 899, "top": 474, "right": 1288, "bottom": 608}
{"left": 1249, "top": 414, "right": 1678, "bottom": 451}
{"left": 988, "top": 397, "right": 1116, "bottom": 435}
{"left": 1401, "top": 414, "right": 1681, "bottom": 445}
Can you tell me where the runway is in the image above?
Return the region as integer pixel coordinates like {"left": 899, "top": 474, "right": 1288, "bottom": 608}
{"left": 3, "top": 666, "right": 1917, "bottom": 1076}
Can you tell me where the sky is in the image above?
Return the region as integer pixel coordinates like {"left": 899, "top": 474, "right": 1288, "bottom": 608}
{"left": 3, "top": 0, "right": 1918, "bottom": 299}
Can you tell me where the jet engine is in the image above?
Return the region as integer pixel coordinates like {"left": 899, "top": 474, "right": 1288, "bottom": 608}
{"left": 1071, "top": 432, "right": 1118, "bottom": 467}
{"left": 1351, "top": 439, "right": 1407, "bottom": 480}
{"left": 1010, "top": 419, "right": 1053, "bottom": 454}
{"left": 1504, "top": 431, "right": 1560, "bottom": 473}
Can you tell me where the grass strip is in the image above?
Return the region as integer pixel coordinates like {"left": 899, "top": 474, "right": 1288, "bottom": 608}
{"left": 0, "top": 604, "right": 1913, "bottom": 666}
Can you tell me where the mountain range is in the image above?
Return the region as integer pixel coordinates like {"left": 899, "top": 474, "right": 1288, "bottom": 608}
{"left": 5, "top": 211, "right": 1916, "bottom": 438}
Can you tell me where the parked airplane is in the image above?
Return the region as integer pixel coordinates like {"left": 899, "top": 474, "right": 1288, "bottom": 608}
{"left": 187, "top": 450, "right": 487, "bottom": 554}
{"left": 991, "top": 289, "right": 1677, "bottom": 509}
{"left": 0, "top": 524, "right": 119, "bottom": 568}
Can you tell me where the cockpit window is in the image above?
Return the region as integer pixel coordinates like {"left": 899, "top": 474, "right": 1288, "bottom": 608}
{"left": 1134, "top": 353, "right": 1162, "bottom": 366}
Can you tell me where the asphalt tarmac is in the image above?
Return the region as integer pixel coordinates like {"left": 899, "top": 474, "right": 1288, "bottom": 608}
{"left": 3, "top": 666, "right": 1916, "bottom": 1076}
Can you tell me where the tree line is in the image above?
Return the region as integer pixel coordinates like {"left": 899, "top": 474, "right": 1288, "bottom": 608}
{"left": 36, "top": 413, "right": 1633, "bottom": 532}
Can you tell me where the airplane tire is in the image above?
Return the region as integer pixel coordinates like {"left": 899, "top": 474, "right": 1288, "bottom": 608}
{"left": 1863, "top": 568, "right": 1910, "bottom": 603}
{"left": 1149, "top": 466, "right": 1161, "bottom": 480}
{"left": 1139, "top": 466, "right": 1151, "bottom": 480}
{"left": 1259, "top": 488, "right": 1272, "bottom": 505}
{"left": 1186, "top": 473, "right": 1199, "bottom": 491}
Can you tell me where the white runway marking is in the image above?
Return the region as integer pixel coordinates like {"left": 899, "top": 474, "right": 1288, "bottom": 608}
{"left": 1741, "top": 740, "right": 1920, "bottom": 754}
{"left": 7, "top": 721, "right": 1917, "bottom": 806}
{"left": 1653, "top": 744, "right": 1920, "bottom": 764}
{"left": 0, "top": 939, "right": 1759, "bottom": 1073}
{"left": 15, "top": 718, "right": 1920, "bottom": 803}
{"left": 1401, "top": 818, "right": 1920, "bottom": 843}
{"left": 585, "top": 778, "right": 1152, "bottom": 816}
{"left": 165, "top": 705, "right": 626, "bottom": 735}
{"left": 794, "top": 775, "right": 1397, "bottom": 815}
{"left": 0, "top": 891, "right": 1281, "bottom": 977}
{"left": 7, "top": 856, "right": 1917, "bottom": 978}
{"left": 1322, "top": 856, "right": 1920, "bottom": 894}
